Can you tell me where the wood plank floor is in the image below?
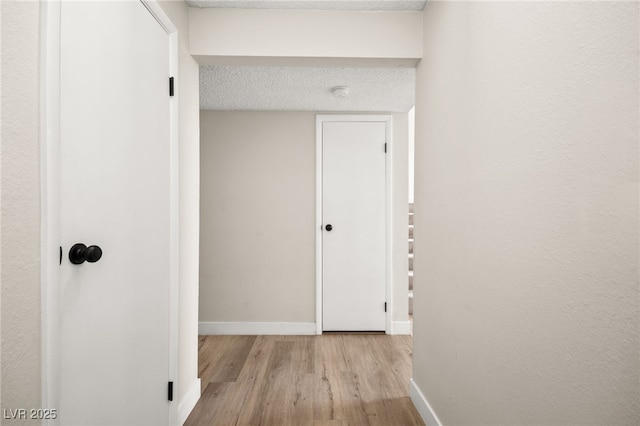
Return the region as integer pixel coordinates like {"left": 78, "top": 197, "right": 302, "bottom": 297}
{"left": 185, "top": 334, "right": 424, "bottom": 426}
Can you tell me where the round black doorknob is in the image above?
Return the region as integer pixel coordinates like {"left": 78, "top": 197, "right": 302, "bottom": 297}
{"left": 325, "top": 224, "right": 333, "bottom": 231}
{"left": 69, "top": 243, "right": 103, "bottom": 264}
{"left": 85, "top": 245, "right": 103, "bottom": 263}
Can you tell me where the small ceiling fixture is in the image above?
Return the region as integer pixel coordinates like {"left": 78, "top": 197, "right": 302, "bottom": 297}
{"left": 331, "top": 86, "right": 350, "bottom": 98}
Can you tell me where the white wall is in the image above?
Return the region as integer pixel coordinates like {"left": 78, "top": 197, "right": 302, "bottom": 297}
{"left": 1, "top": 2, "right": 42, "bottom": 421}
{"left": 199, "top": 111, "right": 410, "bottom": 332}
{"left": 391, "top": 113, "right": 410, "bottom": 326}
{"left": 189, "top": 8, "right": 422, "bottom": 66}
{"left": 158, "top": 0, "right": 201, "bottom": 415}
{"left": 407, "top": 107, "right": 415, "bottom": 204}
{"left": 412, "top": 2, "right": 639, "bottom": 425}
{"left": 176, "top": 45, "right": 200, "bottom": 415}
{"left": 159, "top": 0, "right": 189, "bottom": 49}
{"left": 200, "top": 111, "right": 317, "bottom": 325}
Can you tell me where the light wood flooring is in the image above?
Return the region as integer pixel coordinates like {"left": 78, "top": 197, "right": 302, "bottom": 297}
{"left": 185, "top": 334, "right": 424, "bottom": 426}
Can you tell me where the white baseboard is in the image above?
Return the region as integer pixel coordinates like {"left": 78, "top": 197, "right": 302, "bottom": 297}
{"left": 392, "top": 320, "right": 412, "bottom": 335}
{"left": 410, "top": 378, "right": 443, "bottom": 426}
{"left": 198, "top": 322, "right": 316, "bottom": 335}
{"left": 177, "top": 378, "right": 201, "bottom": 426}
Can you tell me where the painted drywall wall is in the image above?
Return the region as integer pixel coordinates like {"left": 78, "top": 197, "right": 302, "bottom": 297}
{"left": 200, "top": 111, "right": 410, "bottom": 331}
{"left": 200, "top": 111, "right": 317, "bottom": 324}
{"left": 189, "top": 8, "right": 422, "bottom": 64}
{"left": 391, "top": 113, "right": 410, "bottom": 324}
{"left": 408, "top": 107, "right": 415, "bottom": 203}
{"left": 412, "top": 2, "right": 639, "bottom": 425}
{"left": 177, "top": 46, "right": 200, "bottom": 408}
{"left": 158, "top": 0, "right": 201, "bottom": 411}
{"left": 1, "top": 1, "right": 42, "bottom": 422}
{"left": 158, "top": 0, "right": 190, "bottom": 50}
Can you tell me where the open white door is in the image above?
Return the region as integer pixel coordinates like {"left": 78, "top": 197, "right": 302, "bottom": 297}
{"left": 56, "top": 2, "right": 175, "bottom": 424}
{"left": 321, "top": 118, "right": 388, "bottom": 332}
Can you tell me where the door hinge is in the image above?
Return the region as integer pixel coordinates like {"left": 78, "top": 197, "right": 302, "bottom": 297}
{"left": 169, "top": 77, "right": 174, "bottom": 97}
{"left": 168, "top": 381, "right": 173, "bottom": 401}
{"left": 384, "top": 302, "right": 387, "bottom": 312}
{"left": 384, "top": 143, "right": 387, "bottom": 153}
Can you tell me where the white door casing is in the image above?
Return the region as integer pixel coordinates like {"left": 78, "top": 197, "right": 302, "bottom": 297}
{"left": 317, "top": 116, "right": 391, "bottom": 332}
{"left": 42, "top": 1, "right": 179, "bottom": 424}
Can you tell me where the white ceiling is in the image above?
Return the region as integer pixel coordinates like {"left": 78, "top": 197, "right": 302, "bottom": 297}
{"left": 186, "top": 0, "right": 427, "bottom": 11}
{"left": 193, "top": 0, "right": 422, "bottom": 111}
{"left": 199, "top": 65, "right": 415, "bottom": 111}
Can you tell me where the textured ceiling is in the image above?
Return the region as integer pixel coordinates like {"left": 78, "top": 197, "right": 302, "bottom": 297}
{"left": 193, "top": 0, "right": 421, "bottom": 111}
{"left": 199, "top": 65, "right": 415, "bottom": 111}
{"left": 186, "top": 0, "right": 427, "bottom": 11}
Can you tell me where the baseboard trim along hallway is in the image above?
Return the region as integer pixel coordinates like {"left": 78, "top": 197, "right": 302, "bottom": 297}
{"left": 392, "top": 320, "right": 412, "bottom": 335}
{"left": 410, "top": 378, "right": 443, "bottom": 426}
{"left": 178, "top": 378, "right": 201, "bottom": 426}
{"left": 198, "top": 322, "right": 317, "bottom": 335}
{"left": 199, "top": 322, "right": 411, "bottom": 335}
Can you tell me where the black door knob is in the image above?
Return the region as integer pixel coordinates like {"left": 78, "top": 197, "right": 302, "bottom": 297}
{"left": 69, "top": 243, "right": 103, "bottom": 264}
{"left": 325, "top": 224, "right": 333, "bottom": 231}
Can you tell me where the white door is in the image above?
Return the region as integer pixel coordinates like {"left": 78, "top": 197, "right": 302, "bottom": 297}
{"left": 322, "top": 120, "right": 387, "bottom": 331}
{"left": 58, "top": 2, "right": 173, "bottom": 424}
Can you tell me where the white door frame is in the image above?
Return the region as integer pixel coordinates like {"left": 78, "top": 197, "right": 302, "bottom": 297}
{"left": 40, "top": 2, "right": 179, "bottom": 423}
{"left": 315, "top": 114, "right": 393, "bottom": 335}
